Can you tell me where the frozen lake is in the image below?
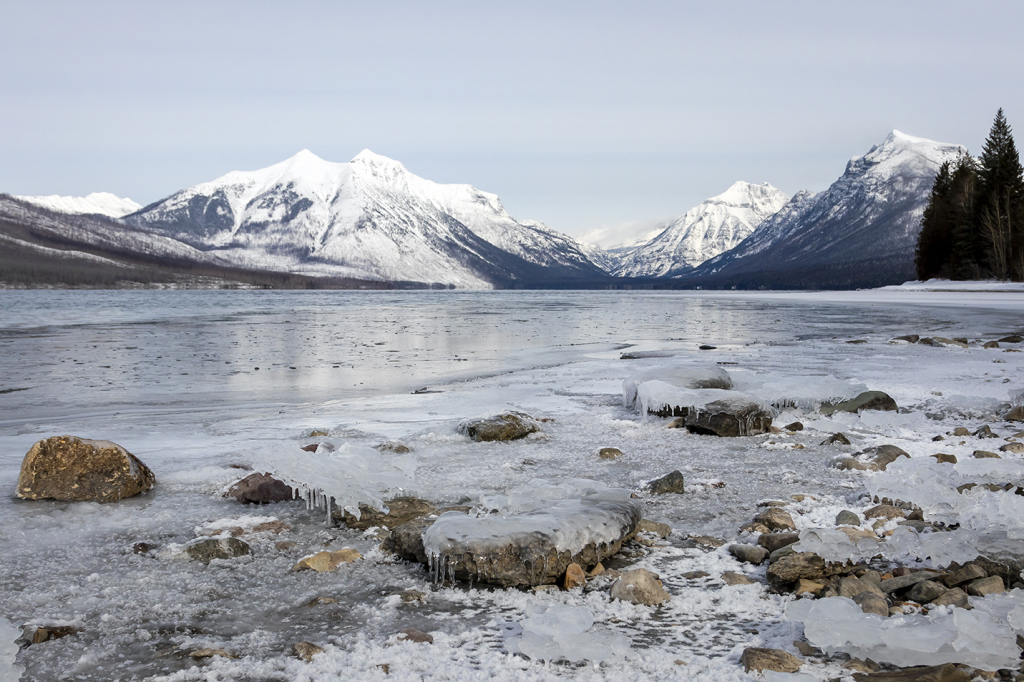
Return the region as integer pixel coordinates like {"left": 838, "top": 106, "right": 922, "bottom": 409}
{"left": 2, "top": 289, "right": 1023, "bottom": 680}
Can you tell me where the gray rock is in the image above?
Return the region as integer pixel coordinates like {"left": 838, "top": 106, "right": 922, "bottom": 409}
{"left": 879, "top": 571, "right": 945, "bottom": 594}
{"left": 784, "top": 421, "right": 804, "bottom": 431}
{"left": 836, "top": 510, "right": 861, "bottom": 526}
{"left": 16, "top": 435, "right": 156, "bottom": 503}
{"left": 919, "top": 337, "right": 968, "bottom": 348}
{"left": 930, "top": 453, "right": 957, "bottom": 464}
{"left": 647, "top": 470, "right": 685, "bottom": 494}
{"left": 864, "top": 504, "right": 905, "bottom": 520}
{"left": 905, "top": 580, "right": 948, "bottom": 604}
{"left": 1000, "top": 442, "right": 1024, "bottom": 453}
{"left": 940, "top": 563, "right": 987, "bottom": 588}
{"left": 769, "top": 544, "right": 798, "bottom": 563}
{"left": 459, "top": 412, "right": 539, "bottom": 442}
{"left": 397, "top": 628, "right": 433, "bottom": 644}
{"left": 722, "top": 571, "right": 758, "bottom": 585}
{"left": 931, "top": 587, "right": 970, "bottom": 608}
{"left": 966, "top": 575, "right": 1005, "bottom": 596}
{"left": 757, "top": 532, "right": 800, "bottom": 554}
{"left": 821, "top": 391, "right": 898, "bottom": 416}
{"left": 226, "top": 472, "right": 294, "bottom": 504}
{"left": 973, "top": 450, "right": 1001, "bottom": 459}
{"left": 335, "top": 496, "right": 436, "bottom": 530}
{"left": 729, "top": 544, "right": 769, "bottom": 564}
{"left": 740, "top": 647, "right": 802, "bottom": 673}
{"left": 754, "top": 507, "right": 796, "bottom": 531}
{"left": 999, "top": 335, "right": 1024, "bottom": 343}
{"left": 837, "top": 577, "right": 884, "bottom": 599}
{"left": 610, "top": 568, "right": 670, "bottom": 605}
{"left": 637, "top": 519, "right": 671, "bottom": 538}
{"left": 973, "top": 425, "right": 998, "bottom": 438}
{"left": 598, "top": 447, "right": 623, "bottom": 460}
{"left": 1005, "top": 406, "right": 1024, "bottom": 422}
{"left": 293, "top": 641, "right": 324, "bottom": 661}
{"left": 767, "top": 552, "right": 850, "bottom": 584}
{"left": 853, "top": 591, "right": 889, "bottom": 616}
{"left": 185, "top": 538, "right": 251, "bottom": 564}
{"left": 849, "top": 663, "right": 971, "bottom": 681}
{"left": 390, "top": 501, "right": 641, "bottom": 587}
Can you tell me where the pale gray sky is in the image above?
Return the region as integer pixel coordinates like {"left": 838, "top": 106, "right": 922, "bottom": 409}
{"left": 2, "top": 1, "right": 1022, "bottom": 238}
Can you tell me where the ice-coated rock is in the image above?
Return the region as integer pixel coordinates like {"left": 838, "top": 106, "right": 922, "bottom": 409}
{"left": 459, "top": 411, "right": 540, "bottom": 442}
{"left": 820, "top": 391, "right": 898, "bottom": 416}
{"left": 853, "top": 591, "right": 890, "bottom": 616}
{"left": 1, "top": 618, "right": 25, "bottom": 681}
{"left": 622, "top": 364, "right": 733, "bottom": 409}
{"left": 414, "top": 482, "right": 641, "bottom": 587}
{"left": 508, "top": 602, "right": 630, "bottom": 663}
{"left": 836, "top": 510, "right": 861, "bottom": 526}
{"left": 610, "top": 568, "right": 670, "bottom": 605}
{"left": 647, "top": 470, "right": 685, "bottom": 494}
{"left": 293, "top": 641, "right": 324, "bottom": 661}
{"left": 16, "top": 436, "right": 155, "bottom": 503}
{"left": 730, "top": 544, "right": 769, "bottom": 564}
{"left": 633, "top": 381, "right": 774, "bottom": 435}
{"left": 786, "top": 595, "right": 1021, "bottom": 669}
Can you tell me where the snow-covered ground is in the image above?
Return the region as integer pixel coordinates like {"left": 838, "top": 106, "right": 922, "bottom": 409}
{"left": 1, "top": 289, "right": 1023, "bottom": 680}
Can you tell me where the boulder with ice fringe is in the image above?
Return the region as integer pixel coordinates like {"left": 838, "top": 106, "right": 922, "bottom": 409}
{"left": 622, "top": 364, "right": 733, "bottom": 409}
{"left": 226, "top": 472, "right": 294, "bottom": 504}
{"left": 335, "top": 496, "right": 435, "bottom": 529}
{"left": 459, "top": 412, "right": 540, "bottom": 442}
{"left": 820, "top": 391, "right": 898, "bottom": 416}
{"left": 16, "top": 436, "right": 155, "bottom": 503}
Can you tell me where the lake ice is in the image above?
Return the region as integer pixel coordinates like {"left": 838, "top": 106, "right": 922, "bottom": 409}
{"left": 1, "top": 289, "right": 1023, "bottom": 680}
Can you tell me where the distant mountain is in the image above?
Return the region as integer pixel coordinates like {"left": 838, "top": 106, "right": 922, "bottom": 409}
{"left": 16, "top": 192, "right": 142, "bottom": 218}
{"left": 612, "top": 182, "right": 789, "bottom": 277}
{"left": 687, "top": 131, "right": 964, "bottom": 289}
{"left": 125, "top": 150, "right": 607, "bottom": 288}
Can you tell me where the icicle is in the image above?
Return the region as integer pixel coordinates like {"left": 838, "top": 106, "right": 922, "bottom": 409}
{"left": 325, "top": 495, "right": 332, "bottom": 527}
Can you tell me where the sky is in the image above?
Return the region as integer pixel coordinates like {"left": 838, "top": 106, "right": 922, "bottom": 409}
{"left": 3, "top": 1, "right": 1023, "bottom": 243}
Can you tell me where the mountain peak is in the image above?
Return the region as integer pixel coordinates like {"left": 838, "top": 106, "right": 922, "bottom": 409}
{"left": 351, "top": 149, "right": 407, "bottom": 171}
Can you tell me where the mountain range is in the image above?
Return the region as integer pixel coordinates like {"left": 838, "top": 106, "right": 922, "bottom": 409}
{"left": 1, "top": 130, "right": 961, "bottom": 289}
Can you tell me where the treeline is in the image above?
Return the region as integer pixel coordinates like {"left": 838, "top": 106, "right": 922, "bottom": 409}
{"left": 916, "top": 109, "right": 1024, "bottom": 281}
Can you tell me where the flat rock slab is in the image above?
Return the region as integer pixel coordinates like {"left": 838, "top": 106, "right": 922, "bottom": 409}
{"left": 459, "top": 412, "right": 539, "bottom": 442}
{"left": 821, "top": 391, "right": 898, "bottom": 416}
{"left": 393, "top": 498, "right": 641, "bottom": 587}
{"left": 851, "top": 663, "right": 972, "bottom": 682}
{"left": 335, "top": 497, "right": 436, "bottom": 530}
{"left": 17, "top": 436, "right": 155, "bottom": 503}
{"left": 292, "top": 549, "right": 362, "bottom": 572}
{"left": 879, "top": 571, "right": 945, "bottom": 594}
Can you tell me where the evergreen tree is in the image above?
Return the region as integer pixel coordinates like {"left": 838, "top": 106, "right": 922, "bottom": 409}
{"left": 916, "top": 160, "right": 954, "bottom": 280}
{"left": 976, "top": 109, "right": 1024, "bottom": 280}
{"left": 948, "top": 153, "right": 980, "bottom": 279}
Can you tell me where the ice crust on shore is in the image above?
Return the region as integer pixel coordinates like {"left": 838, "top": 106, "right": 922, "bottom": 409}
{"left": 508, "top": 602, "right": 631, "bottom": 664}
{"left": 791, "top": 525, "right": 982, "bottom": 566}
{"left": 1, "top": 617, "right": 23, "bottom": 681}
{"left": 253, "top": 443, "right": 416, "bottom": 522}
{"left": 787, "top": 594, "right": 1024, "bottom": 669}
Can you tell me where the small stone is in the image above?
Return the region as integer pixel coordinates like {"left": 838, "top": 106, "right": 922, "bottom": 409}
{"left": 822, "top": 432, "right": 852, "bottom": 445}
{"left": 754, "top": 507, "right": 796, "bottom": 531}
{"left": 796, "top": 579, "right": 826, "bottom": 596}
{"left": 459, "top": 412, "right": 539, "bottom": 442}
{"left": 399, "top": 589, "right": 427, "bottom": 603}
{"left": 185, "top": 538, "right": 251, "bottom": 564}
{"left": 930, "top": 453, "right": 958, "bottom": 464}
{"left": 785, "top": 422, "right": 804, "bottom": 431}
{"left": 836, "top": 510, "right": 861, "bottom": 526}
{"left": 300, "top": 443, "right": 319, "bottom": 453}
{"left": 974, "top": 450, "right": 1001, "bottom": 459}
{"left": 729, "top": 544, "right": 769, "bottom": 564}
{"left": 844, "top": 658, "right": 881, "bottom": 673}
{"left": 397, "top": 628, "right": 433, "bottom": 644}
{"left": 563, "top": 563, "right": 586, "bottom": 590}
{"left": 610, "top": 568, "right": 671, "bottom": 605}
{"left": 931, "top": 587, "right": 970, "bottom": 608}
{"left": 189, "top": 648, "right": 236, "bottom": 659}
{"left": 941, "top": 563, "right": 987, "bottom": 587}
{"left": 820, "top": 391, "right": 898, "bottom": 416}
{"left": 966, "top": 575, "right": 1005, "bottom": 596}
{"left": 377, "top": 440, "right": 411, "bottom": 453}
{"left": 253, "top": 520, "right": 291, "bottom": 534}
{"left": 587, "top": 563, "right": 606, "bottom": 577}
{"left": 837, "top": 576, "right": 884, "bottom": 599}
{"left": 275, "top": 541, "right": 297, "bottom": 551}
{"left": 891, "top": 335, "right": 920, "bottom": 344}
{"left": 226, "top": 472, "right": 294, "bottom": 504}
{"left": 293, "top": 641, "right": 324, "bottom": 661}
{"left": 637, "top": 519, "right": 672, "bottom": 538}
{"left": 999, "top": 335, "right": 1024, "bottom": 343}
{"left": 879, "top": 571, "right": 946, "bottom": 594}
{"left": 687, "top": 535, "right": 726, "bottom": 548}
{"left": 999, "top": 442, "right": 1024, "bottom": 453}
{"left": 853, "top": 591, "right": 890, "bottom": 616}
{"left": 848, "top": 663, "right": 972, "bottom": 681}
{"left": 598, "top": 447, "right": 623, "bottom": 460}
{"left": 23, "top": 626, "right": 79, "bottom": 646}
{"left": 722, "top": 571, "right": 758, "bottom": 586}
{"left": 985, "top": 341, "right": 1001, "bottom": 349}
{"left": 758, "top": 532, "right": 800, "bottom": 554}
{"left": 974, "top": 425, "right": 998, "bottom": 438}
{"left": 1004, "top": 406, "right": 1024, "bottom": 422}
{"left": 291, "top": 549, "right": 362, "bottom": 572}
{"left": 838, "top": 527, "right": 879, "bottom": 544}
{"left": 793, "top": 640, "right": 820, "bottom": 656}
{"left": 740, "top": 647, "right": 802, "bottom": 673}
{"left": 952, "top": 427, "right": 971, "bottom": 436}
{"left": 905, "top": 580, "right": 948, "bottom": 604}
{"left": 864, "top": 504, "right": 905, "bottom": 520}
{"left": 757, "top": 499, "right": 789, "bottom": 507}
{"left": 647, "top": 470, "right": 685, "bottom": 494}
{"left": 307, "top": 596, "right": 337, "bottom": 606}
{"left": 133, "top": 542, "right": 156, "bottom": 554}
{"left": 682, "top": 570, "right": 710, "bottom": 580}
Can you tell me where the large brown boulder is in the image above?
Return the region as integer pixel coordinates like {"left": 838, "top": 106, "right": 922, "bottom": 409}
{"left": 226, "top": 473, "right": 294, "bottom": 504}
{"left": 459, "top": 412, "right": 539, "bottom": 442}
{"left": 16, "top": 436, "right": 155, "bottom": 503}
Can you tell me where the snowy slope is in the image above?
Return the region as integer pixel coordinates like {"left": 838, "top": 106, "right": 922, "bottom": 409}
{"left": 15, "top": 192, "right": 142, "bottom": 218}
{"left": 126, "top": 150, "right": 606, "bottom": 288}
{"left": 612, "top": 182, "right": 789, "bottom": 278}
{"left": 691, "top": 131, "right": 964, "bottom": 288}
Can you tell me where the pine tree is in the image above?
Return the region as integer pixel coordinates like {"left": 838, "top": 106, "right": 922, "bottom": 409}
{"left": 977, "top": 109, "right": 1024, "bottom": 280}
{"left": 948, "top": 153, "right": 980, "bottom": 279}
{"left": 916, "top": 160, "right": 954, "bottom": 280}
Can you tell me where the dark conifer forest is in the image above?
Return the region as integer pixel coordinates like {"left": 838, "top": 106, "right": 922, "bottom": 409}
{"left": 916, "top": 109, "right": 1024, "bottom": 281}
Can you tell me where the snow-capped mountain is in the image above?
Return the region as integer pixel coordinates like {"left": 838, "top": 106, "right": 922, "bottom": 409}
{"left": 689, "top": 131, "right": 964, "bottom": 288}
{"left": 125, "top": 150, "right": 606, "bottom": 288}
{"left": 612, "top": 182, "right": 789, "bottom": 277}
{"left": 15, "top": 192, "right": 142, "bottom": 218}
